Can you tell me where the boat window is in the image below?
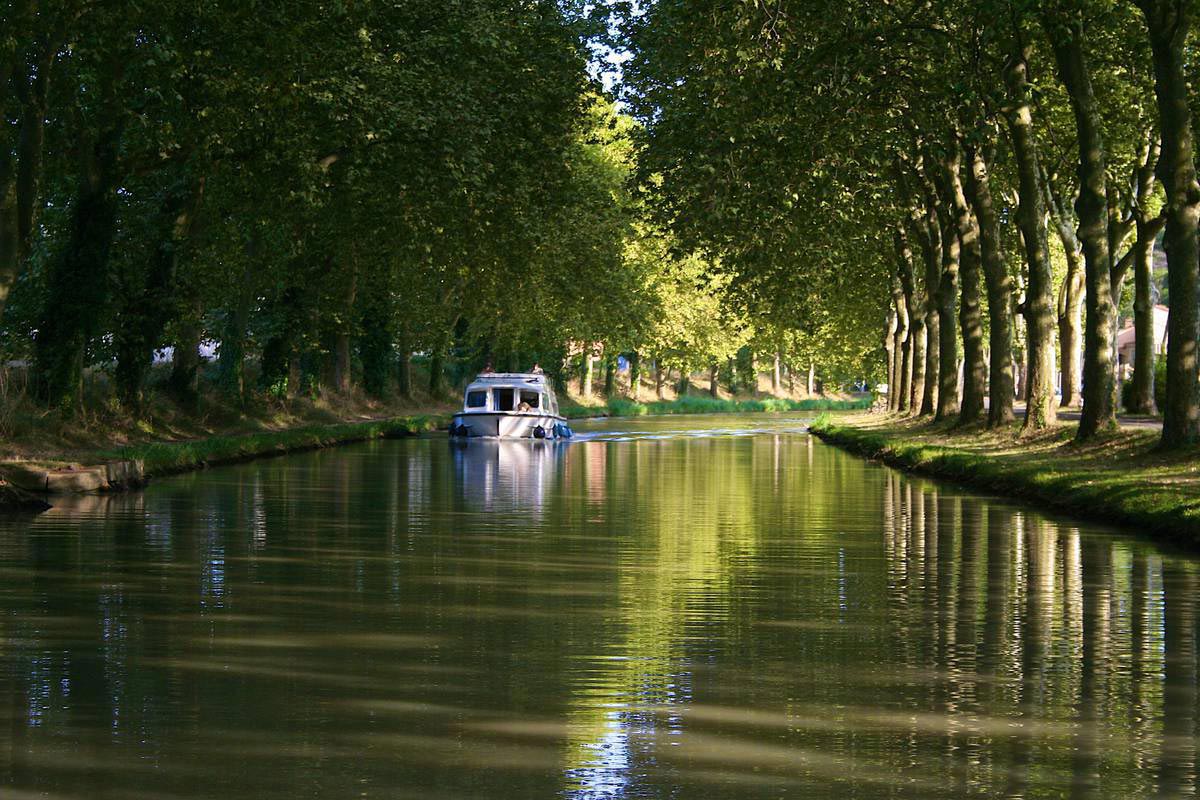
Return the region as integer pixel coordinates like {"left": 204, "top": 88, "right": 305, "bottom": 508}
{"left": 520, "top": 390, "right": 540, "bottom": 409}
{"left": 466, "top": 390, "right": 487, "bottom": 409}
{"left": 494, "top": 387, "right": 515, "bottom": 411}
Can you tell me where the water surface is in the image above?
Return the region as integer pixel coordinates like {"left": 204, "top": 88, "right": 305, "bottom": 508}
{"left": 0, "top": 413, "right": 1196, "bottom": 798}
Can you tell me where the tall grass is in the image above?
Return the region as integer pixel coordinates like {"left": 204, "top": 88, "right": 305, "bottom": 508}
{"left": 571, "top": 395, "right": 870, "bottom": 419}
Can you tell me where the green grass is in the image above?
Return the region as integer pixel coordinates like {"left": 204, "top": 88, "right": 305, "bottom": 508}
{"left": 88, "top": 414, "right": 448, "bottom": 478}
{"left": 809, "top": 417, "right": 1200, "bottom": 544}
{"left": 566, "top": 395, "right": 870, "bottom": 419}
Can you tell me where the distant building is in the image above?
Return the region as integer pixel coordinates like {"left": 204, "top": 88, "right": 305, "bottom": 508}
{"left": 1116, "top": 305, "right": 1169, "bottom": 380}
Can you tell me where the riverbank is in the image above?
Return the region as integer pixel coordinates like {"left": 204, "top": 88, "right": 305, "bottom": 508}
{"left": 92, "top": 414, "right": 448, "bottom": 477}
{"left": 0, "top": 414, "right": 448, "bottom": 503}
{"left": 809, "top": 415, "right": 1200, "bottom": 544}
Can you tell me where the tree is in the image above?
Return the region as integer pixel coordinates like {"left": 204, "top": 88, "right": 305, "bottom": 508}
{"left": 1136, "top": 0, "right": 1200, "bottom": 446}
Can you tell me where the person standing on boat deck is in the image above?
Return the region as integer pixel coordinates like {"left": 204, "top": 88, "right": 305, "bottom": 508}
{"left": 481, "top": 361, "right": 494, "bottom": 374}
{"left": 530, "top": 363, "right": 544, "bottom": 374}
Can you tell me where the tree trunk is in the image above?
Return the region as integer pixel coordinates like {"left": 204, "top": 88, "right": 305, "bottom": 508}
{"left": 629, "top": 351, "right": 641, "bottom": 400}
{"left": 14, "top": 64, "right": 46, "bottom": 263}
{"left": 909, "top": 311, "right": 925, "bottom": 413}
{"left": 709, "top": 360, "right": 719, "bottom": 397}
{"left": 0, "top": 38, "right": 50, "bottom": 323}
{"left": 677, "top": 368, "right": 691, "bottom": 396}
{"left": 333, "top": 334, "right": 352, "bottom": 393}
{"left": 1127, "top": 142, "right": 1164, "bottom": 416}
{"left": 914, "top": 190, "right": 942, "bottom": 416}
{"left": 581, "top": 344, "right": 594, "bottom": 399}
{"left": 260, "top": 329, "right": 289, "bottom": 395}
{"left": 807, "top": 362, "right": 816, "bottom": 395}
{"left": 1005, "top": 47, "right": 1058, "bottom": 431}
{"left": 1057, "top": 253, "right": 1085, "bottom": 408}
{"left": 34, "top": 128, "right": 123, "bottom": 411}
{"left": 287, "top": 356, "right": 302, "bottom": 399}
{"left": 771, "top": 351, "right": 781, "bottom": 394}
{"left": 397, "top": 328, "right": 412, "bottom": 398}
{"left": 884, "top": 307, "right": 898, "bottom": 411}
{"left": 333, "top": 268, "right": 357, "bottom": 394}
{"left": 892, "top": 272, "right": 911, "bottom": 413}
{"left": 603, "top": 353, "right": 616, "bottom": 397}
{"left": 947, "top": 148, "right": 986, "bottom": 425}
{"left": 1044, "top": 136, "right": 1085, "bottom": 411}
{"left": 358, "top": 306, "right": 393, "bottom": 399}
{"left": 1044, "top": 10, "right": 1117, "bottom": 439}
{"left": 1138, "top": 0, "right": 1200, "bottom": 446}
{"left": 965, "top": 143, "right": 1015, "bottom": 426}
{"left": 428, "top": 348, "right": 445, "bottom": 396}
{"left": 654, "top": 360, "right": 664, "bottom": 400}
{"left": 218, "top": 285, "right": 252, "bottom": 405}
{"left": 115, "top": 181, "right": 200, "bottom": 412}
{"left": 0, "top": 176, "right": 17, "bottom": 323}
{"left": 896, "top": 224, "right": 922, "bottom": 414}
{"left": 169, "top": 309, "right": 203, "bottom": 410}
{"left": 935, "top": 206, "right": 961, "bottom": 421}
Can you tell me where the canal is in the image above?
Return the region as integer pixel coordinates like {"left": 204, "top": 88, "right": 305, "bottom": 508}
{"left": 0, "top": 414, "right": 1195, "bottom": 798}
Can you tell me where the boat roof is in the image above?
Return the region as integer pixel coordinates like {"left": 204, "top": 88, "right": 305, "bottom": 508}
{"left": 466, "top": 372, "right": 550, "bottom": 387}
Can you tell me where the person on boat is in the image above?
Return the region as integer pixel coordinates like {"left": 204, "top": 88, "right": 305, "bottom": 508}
{"left": 481, "top": 361, "right": 495, "bottom": 374}
{"left": 530, "top": 362, "right": 544, "bottom": 374}
{"left": 517, "top": 401, "right": 532, "bottom": 412}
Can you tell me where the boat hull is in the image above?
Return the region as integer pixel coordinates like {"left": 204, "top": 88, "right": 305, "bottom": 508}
{"left": 451, "top": 412, "right": 568, "bottom": 439}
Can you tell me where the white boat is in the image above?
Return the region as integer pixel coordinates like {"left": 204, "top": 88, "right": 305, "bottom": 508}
{"left": 449, "top": 372, "right": 573, "bottom": 439}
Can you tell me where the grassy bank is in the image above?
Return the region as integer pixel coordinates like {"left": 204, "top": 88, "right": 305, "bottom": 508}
{"left": 809, "top": 415, "right": 1200, "bottom": 543}
{"left": 568, "top": 395, "right": 870, "bottom": 419}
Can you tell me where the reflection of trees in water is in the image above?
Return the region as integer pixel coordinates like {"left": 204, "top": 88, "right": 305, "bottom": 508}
{"left": 560, "top": 434, "right": 771, "bottom": 797}
{"left": 881, "top": 474, "right": 1196, "bottom": 797}
{"left": 0, "top": 445, "right": 448, "bottom": 798}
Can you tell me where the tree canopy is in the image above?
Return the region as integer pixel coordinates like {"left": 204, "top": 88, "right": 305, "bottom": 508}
{"left": 9, "top": 0, "right": 1199, "bottom": 444}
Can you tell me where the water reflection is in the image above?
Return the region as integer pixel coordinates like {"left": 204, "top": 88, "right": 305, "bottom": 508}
{"left": 879, "top": 471, "right": 1197, "bottom": 798}
{"left": 451, "top": 439, "right": 566, "bottom": 513}
{"left": 0, "top": 415, "right": 1194, "bottom": 798}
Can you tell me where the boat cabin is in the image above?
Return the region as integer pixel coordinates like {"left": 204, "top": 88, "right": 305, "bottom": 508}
{"left": 461, "top": 373, "right": 560, "bottom": 416}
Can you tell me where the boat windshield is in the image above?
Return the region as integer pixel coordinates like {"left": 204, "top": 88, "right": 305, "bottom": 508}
{"left": 494, "top": 387, "right": 515, "bottom": 411}
{"left": 520, "top": 390, "right": 540, "bottom": 409}
{"left": 465, "top": 390, "right": 487, "bottom": 409}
